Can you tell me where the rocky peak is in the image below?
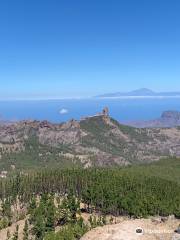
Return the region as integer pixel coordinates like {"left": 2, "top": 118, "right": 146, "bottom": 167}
{"left": 61, "top": 119, "right": 80, "bottom": 130}
{"left": 39, "top": 120, "right": 53, "bottom": 129}
{"left": 102, "top": 107, "right": 109, "bottom": 116}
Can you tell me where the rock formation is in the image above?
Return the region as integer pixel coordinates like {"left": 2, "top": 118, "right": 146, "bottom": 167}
{"left": 102, "top": 107, "right": 109, "bottom": 116}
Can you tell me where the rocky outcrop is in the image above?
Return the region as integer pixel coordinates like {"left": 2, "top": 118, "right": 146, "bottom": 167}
{"left": 102, "top": 107, "right": 109, "bottom": 116}
{"left": 38, "top": 119, "right": 86, "bottom": 146}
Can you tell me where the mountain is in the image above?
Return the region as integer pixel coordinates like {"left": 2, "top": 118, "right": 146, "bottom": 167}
{"left": 95, "top": 88, "right": 180, "bottom": 98}
{"left": 0, "top": 108, "right": 180, "bottom": 172}
{"left": 126, "top": 110, "right": 180, "bottom": 128}
{"left": 0, "top": 109, "right": 180, "bottom": 240}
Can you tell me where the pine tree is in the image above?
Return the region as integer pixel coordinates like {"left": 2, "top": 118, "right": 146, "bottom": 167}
{"left": 6, "top": 229, "right": 11, "bottom": 240}
{"left": 67, "top": 191, "right": 80, "bottom": 223}
{"left": 23, "top": 220, "right": 29, "bottom": 240}
{"left": 2, "top": 199, "right": 12, "bottom": 222}
{"left": 12, "top": 225, "right": 19, "bottom": 240}
{"left": 29, "top": 196, "right": 36, "bottom": 214}
{"left": 33, "top": 215, "right": 45, "bottom": 240}
{"left": 45, "top": 196, "right": 55, "bottom": 232}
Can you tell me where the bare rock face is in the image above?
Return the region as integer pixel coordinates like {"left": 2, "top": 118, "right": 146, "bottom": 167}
{"left": 38, "top": 127, "right": 82, "bottom": 145}
{"left": 38, "top": 119, "right": 86, "bottom": 146}
{"left": 61, "top": 119, "right": 80, "bottom": 130}
{"left": 0, "top": 124, "right": 25, "bottom": 153}
{"left": 39, "top": 120, "right": 54, "bottom": 129}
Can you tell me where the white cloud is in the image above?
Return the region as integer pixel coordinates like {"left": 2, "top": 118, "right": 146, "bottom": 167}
{"left": 59, "top": 108, "right": 69, "bottom": 114}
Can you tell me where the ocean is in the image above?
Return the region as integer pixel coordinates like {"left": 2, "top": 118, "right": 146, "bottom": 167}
{"left": 0, "top": 98, "right": 180, "bottom": 123}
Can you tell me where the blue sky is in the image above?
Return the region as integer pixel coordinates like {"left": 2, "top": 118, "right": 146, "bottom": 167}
{"left": 0, "top": 0, "right": 180, "bottom": 99}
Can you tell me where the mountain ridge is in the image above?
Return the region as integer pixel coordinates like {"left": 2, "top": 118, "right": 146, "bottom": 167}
{"left": 0, "top": 109, "right": 180, "bottom": 172}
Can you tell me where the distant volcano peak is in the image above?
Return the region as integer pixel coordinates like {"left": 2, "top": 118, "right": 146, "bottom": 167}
{"left": 95, "top": 88, "right": 180, "bottom": 98}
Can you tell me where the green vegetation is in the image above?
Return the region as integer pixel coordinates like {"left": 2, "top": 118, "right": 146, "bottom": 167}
{"left": 80, "top": 116, "right": 113, "bottom": 134}
{"left": 80, "top": 116, "right": 128, "bottom": 156}
{"left": 45, "top": 223, "right": 88, "bottom": 240}
{"left": 0, "top": 116, "right": 178, "bottom": 172}
{"left": 0, "top": 137, "right": 81, "bottom": 171}
{"left": 0, "top": 158, "right": 180, "bottom": 239}
{"left": 0, "top": 158, "right": 180, "bottom": 217}
{"left": 80, "top": 116, "right": 157, "bottom": 163}
{"left": 29, "top": 194, "right": 56, "bottom": 239}
{"left": 28, "top": 192, "right": 96, "bottom": 239}
{"left": 29, "top": 192, "right": 106, "bottom": 240}
{"left": 23, "top": 220, "right": 29, "bottom": 240}
{"left": 0, "top": 118, "right": 179, "bottom": 239}
{"left": 12, "top": 225, "right": 19, "bottom": 240}
{"left": 111, "top": 118, "right": 153, "bottom": 142}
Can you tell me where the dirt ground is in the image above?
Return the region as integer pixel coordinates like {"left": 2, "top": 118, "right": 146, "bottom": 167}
{"left": 81, "top": 218, "right": 180, "bottom": 240}
{"left": 0, "top": 219, "right": 26, "bottom": 240}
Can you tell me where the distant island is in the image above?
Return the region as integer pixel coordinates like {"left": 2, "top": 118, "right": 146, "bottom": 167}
{"left": 95, "top": 88, "right": 180, "bottom": 98}
{"left": 125, "top": 110, "right": 180, "bottom": 128}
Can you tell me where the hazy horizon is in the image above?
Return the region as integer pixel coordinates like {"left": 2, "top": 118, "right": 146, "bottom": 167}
{"left": 1, "top": 88, "right": 180, "bottom": 101}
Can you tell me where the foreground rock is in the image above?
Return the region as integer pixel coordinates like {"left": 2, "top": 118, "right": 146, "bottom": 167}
{"left": 81, "top": 218, "right": 180, "bottom": 240}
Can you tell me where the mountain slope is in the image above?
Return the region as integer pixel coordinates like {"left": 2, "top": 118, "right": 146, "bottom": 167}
{"left": 0, "top": 113, "right": 180, "bottom": 172}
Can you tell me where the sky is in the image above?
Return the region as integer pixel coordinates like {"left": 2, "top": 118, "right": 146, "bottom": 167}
{"left": 0, "top": 0, "right": 180, "bottom": 99}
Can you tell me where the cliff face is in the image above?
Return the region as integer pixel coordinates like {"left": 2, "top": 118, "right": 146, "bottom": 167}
{"left": 161, "top": 111, "right": 180, "bottom": 121}
{"left": 0, "top": 113, "right": 180, "bottom": 170}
